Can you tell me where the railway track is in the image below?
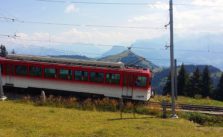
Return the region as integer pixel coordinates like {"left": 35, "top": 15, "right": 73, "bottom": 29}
{"left": 149, "top": 102, "right": 223, "bottom": 114}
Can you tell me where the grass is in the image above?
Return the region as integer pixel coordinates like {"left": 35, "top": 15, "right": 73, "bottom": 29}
{"left": 151, "top": 96, "right": 223, "bottom": 107}
{"left": 0, "top": 101, "right": 223, "bottom": 137}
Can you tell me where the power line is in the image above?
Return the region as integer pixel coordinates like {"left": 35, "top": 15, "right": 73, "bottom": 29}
{"left": 0, "top": 16, "right": 164, "bottom": 30}
{"left": 1, "top": 38, "right": 172, "bottom": 61}
{"left": 2, "top": 16, "right": 223, "bottom": 31}
{"left": 0, "top": 37, "right": 219, "bottom": 65}
{"left": 1, "top": 34, "right": 223, "bottom": 54}
{"left": 36, "top": 0, "right": 223, "bottom": 8}
{"left": 174, "top": 3, "right": 223, "bottom": 8}
{"left": 37, "top": 0, "right": 158, "bottom": 6}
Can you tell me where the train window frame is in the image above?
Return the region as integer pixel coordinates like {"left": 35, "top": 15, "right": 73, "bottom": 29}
{"left": 15, "top": 65, "right": 28, "bottom": 76}
{"left": 74, "top": 70, "right": 88, "bottom": 81}
{"left": 44, "top": 68, "right": 56, "bottom": 79}
{"left": 90, "top": 72, "right": 104, "bottom": 83}
{"left": 135, "top": 76, "right": 147, "bottom": 87}
{"left": 106, "top": 73, "right": 120, "bottom": 85}
{"left": 29, "top": 66, "right": 42, "bottom": 77}
{"left": 59, "top": 69, "right": 72, "bottom": 80}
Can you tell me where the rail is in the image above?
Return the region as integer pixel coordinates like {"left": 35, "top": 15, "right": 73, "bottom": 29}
{"left": 149, "top": 102, "right": 223, "bottom": 113}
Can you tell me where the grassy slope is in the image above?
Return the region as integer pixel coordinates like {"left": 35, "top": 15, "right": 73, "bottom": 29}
{"left": 151, "top": 96, "right": 223, "bottom": 107}
{"left": 0, "top": 101, "right": 223, "bottom": 137}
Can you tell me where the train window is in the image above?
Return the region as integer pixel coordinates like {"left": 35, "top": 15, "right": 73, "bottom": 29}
{"left": 135, "top": 76, "right": 147, "bottom": 87}
{"left": 29, "top": 66, "right": 42, "bottom": 77}
{"left": 15, "top": 65, "right": 28, "bottom": 76}
{"left": 59, "top": 69, "right": 72, "bottom": 80}
{"left": 106, "top": 73, "right": 120, "bottom": 84}
{"left": 90, "top": 72, "right": 104, "bottom": 83}
{"left": 44, "top": 68, "right": 56, "bottom": 78}
{"left": 74, "top": 70, "right": 88, "bottom": 81}
{"left": 0, "top": 64, "right": 3, "bottom": 74}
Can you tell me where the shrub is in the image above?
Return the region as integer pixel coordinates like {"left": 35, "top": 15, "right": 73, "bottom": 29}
{"left": 181, "top": 112, "right": 223, "bottom": 126}
{"left": 194, "top": 94, "right": 202, "bottom": 99}
{"left": 82, "top": 98, "right": 95, "bottom": 111}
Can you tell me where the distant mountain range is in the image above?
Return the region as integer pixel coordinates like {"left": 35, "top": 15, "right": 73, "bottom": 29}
{"left": 51, "top": 55, "right": 92, "bottom": 60}
{"left": 5, "top": 34, "right": 223, "bottom": 70}
{"left": 6, "top": 43, "right": 107, "bottom": 58}
{"left": 99, "top": 34, "right": 223, "bottom": 70}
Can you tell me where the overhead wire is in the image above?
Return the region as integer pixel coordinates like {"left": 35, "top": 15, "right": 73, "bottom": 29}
{"left": 36, "top": 0, "right": 159, "bottom": 6}
{"left": 36, "top": 0, "right": 223, "bottom": 8}
{"left": 2, "top": 16, "right": 223, "bottom": 31}
{"left": 0, "top": 1, "right": 222, "bottom": 65}
{"left": 0, "top": 34, "right": 222, "bottom": 55}
{"left": 0, "top": 16, "right": 164, "bottom": 30}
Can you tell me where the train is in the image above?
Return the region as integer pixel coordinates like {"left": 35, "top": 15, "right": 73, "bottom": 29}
{"left": 0, "top": 54, "right": 152, "bottom": 101}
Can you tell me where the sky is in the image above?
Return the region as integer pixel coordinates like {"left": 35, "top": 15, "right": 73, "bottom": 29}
{"left": 0, "top": 0, "right": 223, "bottom": 68}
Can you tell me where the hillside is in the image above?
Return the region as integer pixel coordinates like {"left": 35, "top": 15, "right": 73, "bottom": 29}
{"left": 0, "top": 101, "right": 222, "bottom": 137}
{"left": 153, "top": 65, "right": 222, "bottom": 94}
{"left": 99, "top": 49, "right": 160, "bottom": 71}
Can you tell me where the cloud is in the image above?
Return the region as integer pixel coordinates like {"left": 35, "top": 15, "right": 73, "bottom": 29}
{"left": 65, "top": 4, "right": 78, "bottom": 13}
{"left": 128, "top": 13, "right": 168, "bottom": 25}
{"left": 127, "top": 0, "right": 223, "bottom": 37}
{"left": 1, "top": 26, "right": 164, "bottom": 48}
{"left": 147, "top": 1, "right": 169, "bottom": 10}
{"left": 191, "top": 0, "right": 223, "bottom": 7}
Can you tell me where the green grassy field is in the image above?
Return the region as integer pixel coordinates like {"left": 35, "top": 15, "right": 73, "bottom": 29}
{"left": 0, "top": 101, "right": 222, "bottom": 137}
{"left": 151, "top": 96, "right": 223, "bottom": 107}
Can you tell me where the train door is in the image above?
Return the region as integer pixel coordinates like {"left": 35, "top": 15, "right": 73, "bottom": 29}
{"left": 5, "top": 64, "right": 14, "bottom": 84}
{"left": 122, "top": 72, "right": 134, "bottom": 98}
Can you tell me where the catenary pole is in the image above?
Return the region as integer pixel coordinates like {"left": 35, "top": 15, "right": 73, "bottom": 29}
{"left": 169, "top": 0, "right": 178, "bottom": 118}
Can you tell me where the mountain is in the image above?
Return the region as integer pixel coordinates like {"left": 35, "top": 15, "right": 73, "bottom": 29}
{"left": 101, "top": 46, "right": 127, "bottom": 57}
{"left": 99, "top": 49, "right": 160, "bottom": 71}
{"left": 99, "top": 34, "right": 223, "bottom": 70}
{"left": 51, "top": 55, "right": 93, "bottom": 60}
{"left": 153, "top": 65, "right": 222, "bottom": 94}
{"left": 6, "top": 43, "right": 107, "bottom": 58}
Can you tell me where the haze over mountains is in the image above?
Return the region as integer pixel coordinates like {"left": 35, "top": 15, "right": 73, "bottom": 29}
{"left": 5, "top": 34, "right": 223, "bottom": 70}
{"left": 4, "top": 38, "right": 223, "bottom": 94}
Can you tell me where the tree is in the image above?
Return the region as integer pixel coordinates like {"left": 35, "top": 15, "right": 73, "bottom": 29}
{"left": 185, "top": 67, "right": 202, "bottom": 97}
{"left": 177, "top": 64, "right": 189, "bottom": 96}
{"left": 201, "top": 66, "right": 212, "bottom": 97}
{"left": 0, "top": 44, "right": 8, "bottom": 57}
{"left": 163, "top": 73, "right": 171, "bottom": 95}
{"left": 213, "top": 73, "right": 223, "bottom": 101}
{"left": 11, "top": 49, "right": 16, "bottom": 54}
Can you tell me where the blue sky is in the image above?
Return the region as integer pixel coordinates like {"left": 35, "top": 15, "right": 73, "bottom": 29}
{"left": 0, "top": 0, "right": 169, "bottom": 44}
{"left": 1, "top": 0, "right": 223, "bottom": 68}
{"left": 1, "top": 0, "right": 222, "bottom": 44}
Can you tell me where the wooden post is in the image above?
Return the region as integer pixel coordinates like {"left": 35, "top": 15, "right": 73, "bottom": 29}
{"left": 162, "top": 100, "right": 167, "bottom": 119}
{"left": 40, "top": 90, "right": 46, "bottom": 103}
{"left": 119, "top": 98, "right": 124, "bottom": 119}
{"left": 133, "top": 101, "right": 136, "bottom": 118}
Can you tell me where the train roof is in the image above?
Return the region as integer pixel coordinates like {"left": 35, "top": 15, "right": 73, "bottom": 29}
{"left": 5, "top": 54, "right": 125, "bottom": 69}
{"left": 1, "top": 54, "right": 151, "bottom": 75}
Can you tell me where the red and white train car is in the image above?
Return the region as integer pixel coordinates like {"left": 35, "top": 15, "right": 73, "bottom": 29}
{"left": 0, "top": 54, "right": 152, "bottom": 101}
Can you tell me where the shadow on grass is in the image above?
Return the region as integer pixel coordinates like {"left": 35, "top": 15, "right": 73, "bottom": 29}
{"left": 107, "top": 116, "right": 154, "bottom": 121}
